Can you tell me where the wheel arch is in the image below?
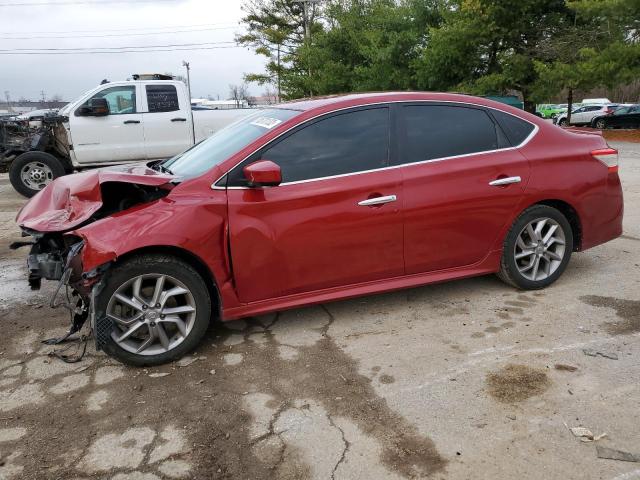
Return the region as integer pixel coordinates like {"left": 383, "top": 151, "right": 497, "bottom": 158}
{"left": 529, "top": 199, "right": 582, "bottom": 251}
{"left": 112, "top": 245, "right": 222, "bottom": 321}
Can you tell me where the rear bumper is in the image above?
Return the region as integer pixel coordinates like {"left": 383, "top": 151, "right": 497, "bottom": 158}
{"left": 579, "top": 173, "right": 624, "bottom": 251}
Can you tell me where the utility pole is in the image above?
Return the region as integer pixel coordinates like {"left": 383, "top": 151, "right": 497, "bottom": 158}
{"left": 4, "top": 91, "right": 11, "bottom": 113}
{"left": 40, "top": 90, "right": 46, "bottom": 107}
{"left": 182, "top": 60, "right": 196, "bottom": 145}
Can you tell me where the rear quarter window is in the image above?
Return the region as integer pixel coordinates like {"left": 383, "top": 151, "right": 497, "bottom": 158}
{"left": 491, "top": 110, "right": 535, "bottom": 146}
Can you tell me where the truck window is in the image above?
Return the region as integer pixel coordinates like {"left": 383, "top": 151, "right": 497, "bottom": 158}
{"left": 79, "top": 85, "right": 137, "bottom": 115}
{"left": 146, "top": 85, "right": 180, "bottom": 113}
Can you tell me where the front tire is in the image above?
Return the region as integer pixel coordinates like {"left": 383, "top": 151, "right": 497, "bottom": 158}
{"left": 97, "top": 254, "right": 211, "bottom": 366}
{"left": 558, "top": 118, "right": 568, "bottom": 127}
{"left": 9, "top": 151, "right": 66, "bottom": 197}
{"left": 497, "top": 205, "right": 573, "bottom": 290}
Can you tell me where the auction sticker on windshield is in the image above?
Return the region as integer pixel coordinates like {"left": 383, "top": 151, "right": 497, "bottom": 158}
{"left": 250, "top": 117, "right": 283, "bottom": 129}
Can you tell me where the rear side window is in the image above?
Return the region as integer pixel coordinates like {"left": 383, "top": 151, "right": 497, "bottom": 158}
{"left": 146, "top": 85, "right": 180, "bottom": 113}
{"left": 400, "top": 105, "right": 499, "bottom": 163}
{"left": 491, "top": 110, "right": 535, "bottom": 146}
{"left": 240, "top": 107, "right": 389, "bottom": 184}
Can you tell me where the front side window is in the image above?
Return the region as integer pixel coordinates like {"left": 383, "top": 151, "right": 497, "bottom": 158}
{"left": 229, "top": 107, "right": 390, "bottom": 185}
{"left": 400, "top": 105, "right": 499, "bottom": 164}
{"left": 79, "top": 85, "right": 136, "bottom": 115}
{"left": 146, "top": 85, "right": 180, "bottom": 113}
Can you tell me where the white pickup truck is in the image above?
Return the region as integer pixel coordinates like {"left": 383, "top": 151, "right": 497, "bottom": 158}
{"left": 3, "top": 76, "right": 252, "bottom": 197}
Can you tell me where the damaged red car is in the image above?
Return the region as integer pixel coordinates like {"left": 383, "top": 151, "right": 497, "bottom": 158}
{"left": 16, "top": 93, "right": 624, "bottom": 366}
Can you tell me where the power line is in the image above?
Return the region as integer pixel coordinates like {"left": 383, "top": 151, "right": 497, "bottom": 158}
{"left": 0, "top": 0, "right": 178, "bottom": 6}
{"left": 0, "top": 45, "right": 243, "bottom": 54}
{"left": 0, "top": 25, "right": 240, "bottom": 39}
{"left": 0, "top": 22, "right": 236, "bottom": 34}
{"left": 0, "top": 41, "right": 237, "bottom": 52}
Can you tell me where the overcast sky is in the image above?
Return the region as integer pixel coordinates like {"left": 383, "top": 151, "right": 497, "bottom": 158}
{"left": 0, "top": 0, "right": 266, "bottom": 102}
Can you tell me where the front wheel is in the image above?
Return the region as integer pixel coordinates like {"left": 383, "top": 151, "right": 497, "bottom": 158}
{"left": 558, "top": 118, "right": 568, "bottom": 127}
{"left": 97, "top": 254, "right": 212, "bottom": 366}
{"left": 497, "top": 205, "right": 573, "bottom": 290}
{"left": 9, "top": 151, "right": 66, "bottom": 197}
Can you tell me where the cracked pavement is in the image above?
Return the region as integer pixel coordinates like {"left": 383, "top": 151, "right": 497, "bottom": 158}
{"left": 0, "top": 141, "right": 639, "bottom": 479}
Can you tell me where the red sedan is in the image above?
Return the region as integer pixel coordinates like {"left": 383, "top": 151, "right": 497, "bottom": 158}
{"left": 16, "top": 92, "right": 623, "bottom": 365}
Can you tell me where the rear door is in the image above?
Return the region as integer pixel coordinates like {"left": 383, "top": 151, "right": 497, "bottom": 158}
{"left": 69, "top": 84, "right": 146, "bottom": 164}
{"left": 581, "top": 105, "right": 604, "bottom": 124}
{"left": 397, "top": 103, "right": 533, "bottom": 274}
{"left": 225, "top": 106, "right": 404, "bottom": 303}
{"left": 141, "top": 83, "right": 192, "bottom": 159}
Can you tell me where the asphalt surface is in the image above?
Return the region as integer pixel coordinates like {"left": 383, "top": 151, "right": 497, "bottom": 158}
{"left": 0, "top": 142, "right": 638, "bottom": 480}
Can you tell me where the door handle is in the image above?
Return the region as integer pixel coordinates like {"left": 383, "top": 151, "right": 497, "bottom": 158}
{"left": 123, "top": 120, "right": 140, "bottom": 124}
{"left": 489, "top": 176, "right": 521, "bottom": 186}
{"left": 358, "top": 195, "right": 397, "bottom": 206}
{"left": 171, "top": 118, "right": 187, "bottom": 122}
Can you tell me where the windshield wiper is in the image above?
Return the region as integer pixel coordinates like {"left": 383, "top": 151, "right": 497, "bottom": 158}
{"left": 158, "top": 164, "right": 174, "bottom": 175}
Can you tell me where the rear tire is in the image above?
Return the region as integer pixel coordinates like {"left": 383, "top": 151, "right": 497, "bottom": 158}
{"left": 9, "top": 151, "right": 66, "bottom": 198}
{"left": 497, "top": 205, "right": 573, "bottom": 290}
{"left": 594, "top": 118, "right": 607, "bottom": 129}
{"left": 98, "top": 254, "right": 212, "bottom": 366}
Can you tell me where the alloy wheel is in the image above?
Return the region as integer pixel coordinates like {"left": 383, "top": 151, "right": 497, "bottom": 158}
{"left": 20, "top": 161, "right": 53, "bottom": 191}
{"left": 513, "top": 217, "right": 566, "bottom": 282}
{"left": 107, "top": 274, "right": 197, "bottom": 355}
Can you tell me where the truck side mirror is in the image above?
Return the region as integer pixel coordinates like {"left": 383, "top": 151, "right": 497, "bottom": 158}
{"left": 77, "top": 98, "right": 109, "bottom": 116}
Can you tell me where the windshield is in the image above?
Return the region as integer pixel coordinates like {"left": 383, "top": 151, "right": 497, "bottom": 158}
{"left": 160, "top": 108, "right": 300, "bottom": 178}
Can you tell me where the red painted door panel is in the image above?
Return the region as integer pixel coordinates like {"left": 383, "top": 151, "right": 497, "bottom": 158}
{"left": 228, "top": 170, "right": 404, "bottom": 303}
{"left": 402, "top": 149, "right": 530, "bottom": 274}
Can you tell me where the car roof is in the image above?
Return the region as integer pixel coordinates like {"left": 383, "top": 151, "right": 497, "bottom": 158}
{"left": 274, "top": 91, "right": 522, "bottom": 113}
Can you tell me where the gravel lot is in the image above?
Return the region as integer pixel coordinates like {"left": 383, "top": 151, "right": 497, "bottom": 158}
{"left": 0, "top": 142, "right": 638, "bottom": 480}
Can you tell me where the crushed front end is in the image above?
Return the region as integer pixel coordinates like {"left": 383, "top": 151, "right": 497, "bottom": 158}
{"left": 16, "top": 229, "right": 100, "bottom": 351}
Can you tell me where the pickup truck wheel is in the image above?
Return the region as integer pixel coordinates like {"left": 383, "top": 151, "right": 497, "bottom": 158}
{"left": 9, "top": 151, "right": 66, "bottom": 197}
{"left": 98, "top": 254, "right": 211, "bottom": 366}
{"left": 497, "top": 205, "right": 573, "bottom": 290}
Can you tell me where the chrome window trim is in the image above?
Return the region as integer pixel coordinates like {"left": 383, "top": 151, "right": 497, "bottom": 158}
{"left": 211, "top": 99, "right": 539, "bottom": 190}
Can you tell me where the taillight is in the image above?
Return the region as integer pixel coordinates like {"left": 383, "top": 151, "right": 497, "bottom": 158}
{"left": 591, "top": 148, "right": 619, "bottom": 173}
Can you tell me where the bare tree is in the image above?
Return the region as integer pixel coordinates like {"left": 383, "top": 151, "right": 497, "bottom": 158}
{"left": 228, "top": 83, "right": 250, "bottom": 108}
{"left": 262, "top": 86, "right": 278, "bottom": 104}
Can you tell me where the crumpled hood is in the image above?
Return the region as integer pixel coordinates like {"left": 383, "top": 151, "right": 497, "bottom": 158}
{"left": 16, "top": 164, "right": 174, "bottom": 232}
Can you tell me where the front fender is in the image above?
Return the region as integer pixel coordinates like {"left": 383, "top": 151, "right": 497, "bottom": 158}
{"left": 70, "top": 194, "right": 230, "bottom": 289}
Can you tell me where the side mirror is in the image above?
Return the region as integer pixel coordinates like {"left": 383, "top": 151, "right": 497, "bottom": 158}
{"left": 77, "top": 98, "right": 109, "bottom": 116}
{"left": 243, "top": 160, "right": 282, "bottom": 187}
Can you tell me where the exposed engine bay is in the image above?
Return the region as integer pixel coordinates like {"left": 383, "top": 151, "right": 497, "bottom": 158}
{"left": 0, "top": 112, "right": 70, "bottom": 166}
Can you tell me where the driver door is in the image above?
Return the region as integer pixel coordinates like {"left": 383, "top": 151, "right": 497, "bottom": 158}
{"left": 69, "top": 84, "right": 146, "bottom": 164}
{"left": 225, "top": 106, "right": 405, "bottom": 303}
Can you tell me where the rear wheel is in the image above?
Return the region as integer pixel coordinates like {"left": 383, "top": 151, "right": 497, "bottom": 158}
{"left": 9, "top": 151, "right": 66, "bottom": 197}
{"left": 498, "top": 205, "right": 573, "bottom": 290}
{"left": 594, "top": 118, "right": 607, "bottom": 129}
{"left": 98, "top": 254, "right": 211, "bottom": 366}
